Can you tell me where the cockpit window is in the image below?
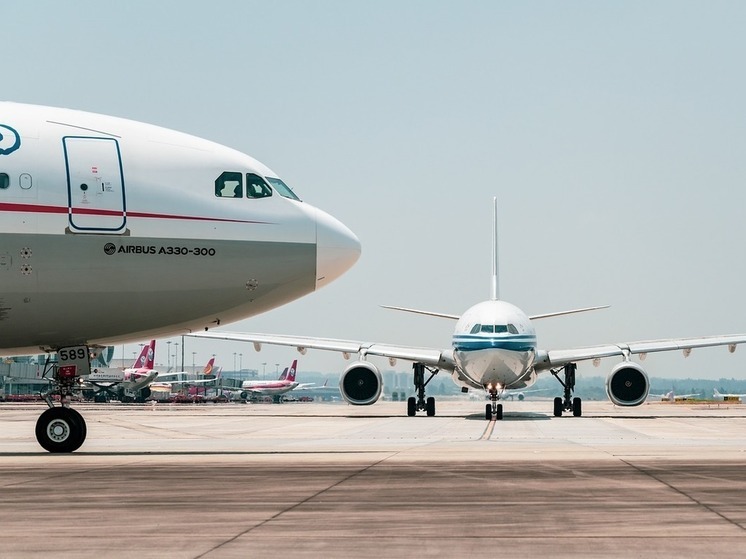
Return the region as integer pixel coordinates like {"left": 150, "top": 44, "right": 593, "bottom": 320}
{"left": 215, "top": 171, "right": 242, "bottom": 198}
{"left": 476, "top": 324, "right": 511, "bottom": 334}
{"left": 246, "top": 173, "right": 273, "bottom": 199}
{"left": 266, "top": 177, "right": 301, "bottom": 201}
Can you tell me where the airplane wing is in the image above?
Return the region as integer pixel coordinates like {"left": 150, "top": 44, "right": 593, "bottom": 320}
{"left": 153, "top": 377, "right": 217, "bottom": 386}
{"left": 188, "top": 331, "right": 454, "bottom": 369}
{"left": 536, "top": 333, "right": 746, "bottom": 369}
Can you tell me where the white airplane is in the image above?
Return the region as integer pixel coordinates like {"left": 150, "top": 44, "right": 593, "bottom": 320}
{"left": 86, "top": 339, "right": 159, "bottom": 401}
{"left": 239, "top": 359, "right": 300, "bottom": 400}
{"left": 0, "top": 102, "right": 360, "bottom": 452}
{"left": 191, "top": 198, "right": 746, "bottom": 420}
{"left": 147, "top": 356, "right": 218, "bottom": 392}
{"left": 648, "top": 390, "right": 700, "bottom": 402}
{"left": 713, "top": 389, "right": 746, "bottom": 402}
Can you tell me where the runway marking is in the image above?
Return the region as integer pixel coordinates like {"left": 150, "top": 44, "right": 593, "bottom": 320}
{"left": 192, "top": 453, "right": 398, "bottom": 558}
{"left": 621, "top": 459, "right": 746, "bottom": 532}
{"left": 480, "top": 419, "right": 496, "bottom": 440}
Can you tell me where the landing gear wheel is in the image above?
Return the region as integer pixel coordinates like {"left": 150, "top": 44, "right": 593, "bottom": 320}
{"left": 496, "top": 403, "right": 503, "bottom": 420}
{"left": 553, "top": 397, "right": 563, "bottom": 417}
{"left": 35, "top": 407, "right": 86, "bottom": 453}
{"left": 425, "top": 397, "right": 435, "bottom": 417}
{"left": 572, "top": 397, "right": 582, "bottom": 417}
{"left": 407, "top": 397, "right": 416, "bottom": 417}
{"left": 485, "top": 404, "right": 492, "bottom": 421}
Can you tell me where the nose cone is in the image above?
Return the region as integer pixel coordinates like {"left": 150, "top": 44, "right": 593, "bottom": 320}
{"left": 315, "top": 207, "right": 361, "bottom": 289}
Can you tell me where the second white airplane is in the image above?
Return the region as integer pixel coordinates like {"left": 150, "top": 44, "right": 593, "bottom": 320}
{"left": 192, "top": 198, "right": 746, "bottom": 420}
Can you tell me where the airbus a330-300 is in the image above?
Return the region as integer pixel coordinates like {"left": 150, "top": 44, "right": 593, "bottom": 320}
{"left": 0, "top": 102, "right": 360, "bottom": 452}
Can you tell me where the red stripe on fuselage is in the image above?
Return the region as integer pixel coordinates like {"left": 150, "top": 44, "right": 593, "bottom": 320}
{"left": 0, "top": 202, "right": 270, "bottom": 224}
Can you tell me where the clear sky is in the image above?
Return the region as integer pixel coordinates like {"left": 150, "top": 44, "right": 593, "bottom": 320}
{"left": 4, "top": 1, "right": 746, "bottom": 380}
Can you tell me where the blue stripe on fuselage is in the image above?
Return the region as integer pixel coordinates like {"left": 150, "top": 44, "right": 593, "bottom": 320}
{"left": 452, "top": 334, "right": 537, "bottom": 352}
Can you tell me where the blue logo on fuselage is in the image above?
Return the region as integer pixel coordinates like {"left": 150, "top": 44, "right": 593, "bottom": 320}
{"left": 0, "top": 124, "right": 21, "bottom": 155}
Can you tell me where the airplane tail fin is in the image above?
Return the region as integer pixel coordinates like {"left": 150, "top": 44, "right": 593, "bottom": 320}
{"left": 132, "top": 340, "right": 156, "bottom": 369}
{"left": 278, "top": 367, "right": 289, "bottom": 380}
{"left": 286, "top": 360, "right": 298, "bottom": 382}
{"left": 491, "top": 196, "right": 499, "bottom": 301}
{"left": 202, "top": 357, "right": 215, "bottom": 375}
{"left": 713, "top": 389, "right": 722, "bottom": 398}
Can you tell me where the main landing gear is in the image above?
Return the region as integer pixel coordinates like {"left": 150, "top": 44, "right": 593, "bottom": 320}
{"left": 407, "top": 362, "right": 437, "bottom": 417}
{"left": 551, "top": 362, "right": 582, "bottom": 418}
{"left": 36, "top": 347, "right": 90, "bottom": 453}
{"left": 485, "top": 386, "right": 503, "bottom": 420}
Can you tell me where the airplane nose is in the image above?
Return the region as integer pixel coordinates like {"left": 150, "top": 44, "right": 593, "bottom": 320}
{"left": 315, "top": 208, "right": 361, "bottom": 289}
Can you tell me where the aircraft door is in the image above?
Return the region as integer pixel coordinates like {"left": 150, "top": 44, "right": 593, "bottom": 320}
{"left": 64, "top": 136, "right": 126, "bottom": 232}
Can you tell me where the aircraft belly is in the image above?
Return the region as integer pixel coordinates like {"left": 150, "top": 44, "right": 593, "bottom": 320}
{"left": 454, "top": 348, "right": 536, "bottom": 389}
{"left": 0, "top": 233, "right": 316, "bottom": 354}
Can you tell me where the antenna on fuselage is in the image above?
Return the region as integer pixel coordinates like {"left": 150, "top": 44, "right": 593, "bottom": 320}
{"left": 491, "top": 196, "right": 499, "bottom": 301}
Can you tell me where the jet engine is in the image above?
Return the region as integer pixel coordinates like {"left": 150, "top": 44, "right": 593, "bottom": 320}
{"left": 339, "top": 361, "right": 382, "bottom": 406}
{"left": 605, "top": 361, "right": 649, "bottom": 406}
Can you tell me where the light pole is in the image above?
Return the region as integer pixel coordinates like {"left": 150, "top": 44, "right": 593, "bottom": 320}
{"left": 166, "top": 341, "right": 172, "bottom": 369}
{"left": 275, "top": 363, "right": 279, "bottom": 376}
{"left": 262, "top": 362, "right": 266, "bottom": 380}
{"left": 174, "top": 343, "right": 179, "bottom": 371}
{"left": 239, "top": 353, "right": 242, "bottom": 372}
{"left": 192, "top": 351, "right": 196, "bottom": 372}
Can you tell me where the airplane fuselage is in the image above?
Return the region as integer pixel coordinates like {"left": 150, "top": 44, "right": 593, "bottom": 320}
{"left": 451, "top": 300, "right": 538, "bottom": 392}
{"left": 241, "top": 379, "right": 299, "bottom": 396}
{"left": 0, "top": 102, "right": 360, "bottom": 355}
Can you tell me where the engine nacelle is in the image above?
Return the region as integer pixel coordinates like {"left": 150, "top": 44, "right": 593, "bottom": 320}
{"left": 339, "top": 361, "right": 382, "bottom": 406}
{"left": 605, "top": 361, "right": 649, "bottom": 407}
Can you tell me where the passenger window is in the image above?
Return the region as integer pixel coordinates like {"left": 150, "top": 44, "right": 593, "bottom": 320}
{"left": 470, "top": 324, "right": 481, "bottom": 334}
{"left": 215, "top": 171, "right": 243, "bottom": 198}
{"left": 0, "top": 173, "right": 9, "bottom": 189}
{"left": 246, "top": 173, "right": 273, "bottom": 199}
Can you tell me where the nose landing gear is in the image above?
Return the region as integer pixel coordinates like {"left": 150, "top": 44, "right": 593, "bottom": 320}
{"left": 485, "top": 386, "right": 503, "bottom": 420}
{"left": 36, "top": 346, "right": 91, "bottom": 453}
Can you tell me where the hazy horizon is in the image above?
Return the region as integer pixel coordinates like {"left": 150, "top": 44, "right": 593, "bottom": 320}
{"left": 5, "top": 1, "right": 746, "bottom": 381}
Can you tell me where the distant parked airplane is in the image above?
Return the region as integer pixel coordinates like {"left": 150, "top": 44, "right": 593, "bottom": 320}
{"left": 240, "top": 359, "right": 300, "bottom": 400}
{"left": 713, "top": 389, "right": 746, "bottom": 402}
{"left": 86, "top": 340, "right": 158, "bottom": 401}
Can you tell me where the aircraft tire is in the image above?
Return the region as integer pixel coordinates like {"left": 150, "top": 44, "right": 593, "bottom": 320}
{"left": 485, "top": 404, "right": 492, "bottom": 421}
{"left": 407, "top": 397, "right": 416, "bottom": 417}
{"left": 35, "top": 407, "right": 86, "bottom": 453}
{"left": 553, "top": 397, "right": 563, "bottom": 417}
{"left": 496, "top": 403, "right": 503, "bottom": 420}
{"left": 426, "top": 397, "right": 436, "bottom": 417}
{"left": 573, "top": 397, "right": 582, "bottom": 417}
